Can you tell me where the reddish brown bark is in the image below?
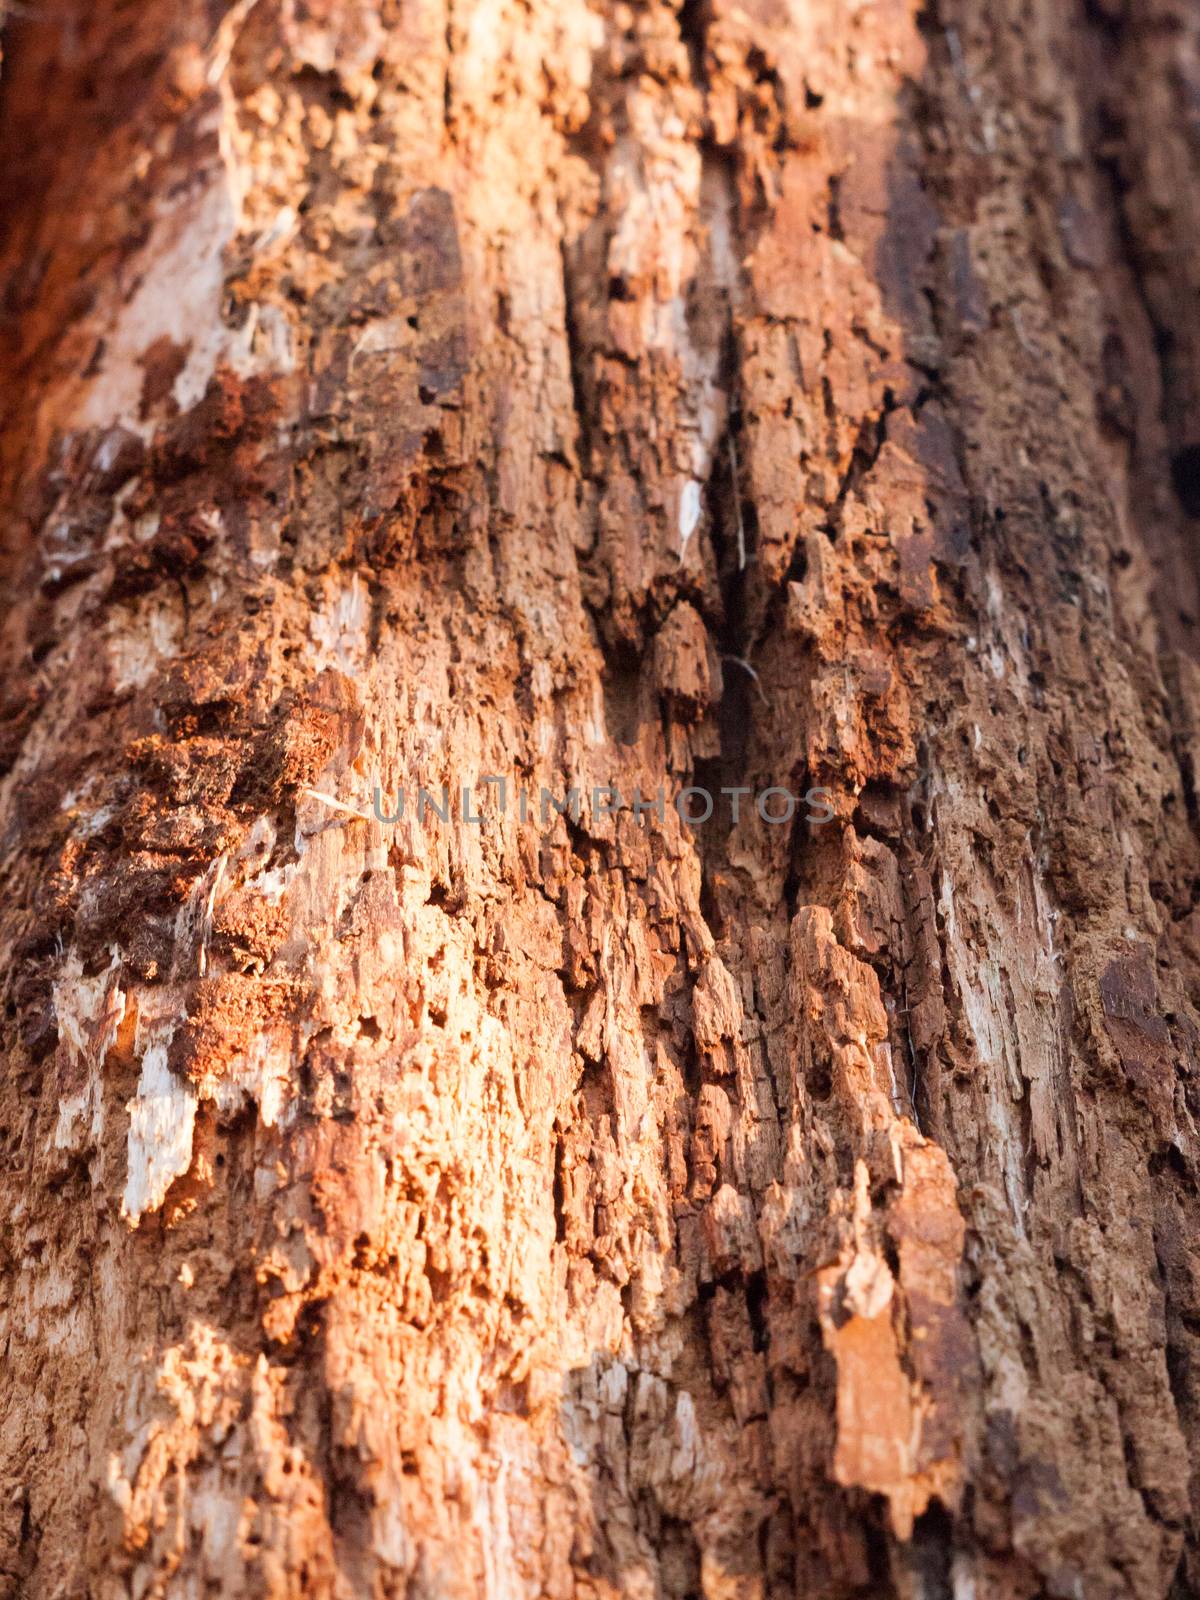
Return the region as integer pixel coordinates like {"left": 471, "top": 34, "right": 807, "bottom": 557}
{"left": 2, "top": 1, "right": 1200, "bottom": 1596}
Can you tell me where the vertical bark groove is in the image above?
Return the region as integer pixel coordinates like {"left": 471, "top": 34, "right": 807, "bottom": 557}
{"left": 2, "top": 1, "right": 1200, "bottom": 1597}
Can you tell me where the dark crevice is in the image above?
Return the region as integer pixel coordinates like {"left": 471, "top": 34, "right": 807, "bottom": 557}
{"left": 1171, "top": 445, "right": 1200, "bottom": 520}
{"left": 677, "top": 0, "right": 710, "bottom": 83}
{"left": 904, "top": 1504, "right": 955, "bottom": 1600}
{"left": 559, "top": 244, "right": 593, "bottom": 482}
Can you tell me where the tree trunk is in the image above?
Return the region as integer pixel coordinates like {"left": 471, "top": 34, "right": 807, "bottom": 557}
{"left": 2, "top": 0, "right": 1200, "bottom": 1595}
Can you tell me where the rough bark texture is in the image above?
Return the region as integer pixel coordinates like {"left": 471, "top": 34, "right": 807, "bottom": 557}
{"left": 2, "top": 1, "right": 1200, "bottom": 1596}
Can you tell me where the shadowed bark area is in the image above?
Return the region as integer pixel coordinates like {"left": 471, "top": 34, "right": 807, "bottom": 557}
{"left": 2, "top": 0, "right": 1200, "bottom": 1596}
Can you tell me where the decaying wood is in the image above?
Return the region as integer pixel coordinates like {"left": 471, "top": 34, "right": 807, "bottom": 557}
{"left": 2, "top": 0, "right": 1200, "bottom": 1595}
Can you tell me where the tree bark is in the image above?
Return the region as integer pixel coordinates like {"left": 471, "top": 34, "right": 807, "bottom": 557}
{"left": 2, "top": 0, "right": 1200, "bottom": 1595}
